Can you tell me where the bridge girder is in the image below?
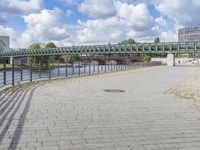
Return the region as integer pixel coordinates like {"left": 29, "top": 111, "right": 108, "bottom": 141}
{"left": 0, "top": 42, "right": 200, "bottom": 58}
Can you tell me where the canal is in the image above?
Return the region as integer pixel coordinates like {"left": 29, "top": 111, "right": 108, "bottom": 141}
{"left": 0, "top": 63, "right": 128, "bottom": 85}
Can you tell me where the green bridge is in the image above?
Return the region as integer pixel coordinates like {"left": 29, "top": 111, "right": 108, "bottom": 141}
{"left": 1, "top": 42, "right": 200, "bottom": 58}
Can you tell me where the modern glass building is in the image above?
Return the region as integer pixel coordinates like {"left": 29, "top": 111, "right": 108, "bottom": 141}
{"left": 178, "top": 26, "right": 200, "bottom": 42}
{"left": 0, "top": 36, "right": 10, "bottom": 52}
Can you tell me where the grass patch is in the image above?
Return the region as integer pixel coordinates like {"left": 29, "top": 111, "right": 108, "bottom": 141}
{"left": 0, "top": 64, "right": 13, "bottom": 69}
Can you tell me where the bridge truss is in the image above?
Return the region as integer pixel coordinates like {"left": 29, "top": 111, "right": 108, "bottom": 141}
{"left": 1, "top": 42, "right": 200, "bottom": 58}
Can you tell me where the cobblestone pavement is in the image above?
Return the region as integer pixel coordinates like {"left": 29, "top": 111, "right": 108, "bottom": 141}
{"left": 171, "top": 66, "right": 200, "bottom": 101}
{"left": 1, "top": 66, "right": 200, "bottom": 150}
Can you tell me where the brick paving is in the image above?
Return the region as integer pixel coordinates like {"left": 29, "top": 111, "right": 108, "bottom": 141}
{"left": 1, "top": 66, "right": 200, "bottom": 150}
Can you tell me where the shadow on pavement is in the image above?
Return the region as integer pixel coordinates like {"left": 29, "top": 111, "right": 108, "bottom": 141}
{"left": 0, "top": 83, "right": 43, "bottom": 150}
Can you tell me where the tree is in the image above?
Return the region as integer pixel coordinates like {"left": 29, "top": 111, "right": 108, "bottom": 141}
{"left": 45, "top": 42, "right": 57, "bottom": 48}
{"left": 28, "top": 43, "right": 41, "bottom": 49}
{"left": 143, "top": 55, "right": 151, "bottom": 62}
{"left": 154, "top": 37, "right": 160, "bottom": 43}
{"left": 28, "top": 42, "right": 57, "bottom": 66}
{"left": 62, "top": 54, "right": 80, "bottom": 63}
{"left": 27, "top": 43, "right": 41, "bottom": 65}
{"left": 119, "top": 39, "right": 136, "bottom": 45}
{"left": 45, "top": 42, "right": 57, "bottom": 64}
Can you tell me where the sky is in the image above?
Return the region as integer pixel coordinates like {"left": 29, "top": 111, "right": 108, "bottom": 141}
{"left": 0, "top": 0, "right": 199, "bottom": 48}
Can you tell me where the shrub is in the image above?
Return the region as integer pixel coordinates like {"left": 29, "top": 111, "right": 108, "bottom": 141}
{"left": 144, "top": 55, "right": 151, "bottom": 62}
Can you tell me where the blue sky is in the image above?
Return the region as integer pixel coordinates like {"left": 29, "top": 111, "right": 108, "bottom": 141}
{"left": 0, "top": 0, "right": 199, "bottom": 48}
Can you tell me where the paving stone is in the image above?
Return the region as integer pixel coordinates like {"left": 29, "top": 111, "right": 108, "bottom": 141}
{"left": 1, "top": 66, "right": 200, "bottom": 150}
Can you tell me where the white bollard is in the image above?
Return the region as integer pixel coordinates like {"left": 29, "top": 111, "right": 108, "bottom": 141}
{"left": 167, "top": 53, "right": 175, "bottom": 66}
{"left": 10, "top": 57, "right": 13, "bottom": 65}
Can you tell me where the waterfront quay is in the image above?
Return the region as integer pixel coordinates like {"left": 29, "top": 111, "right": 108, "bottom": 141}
{"left": 1, "top": 65, "right": 200, "bottom": 150}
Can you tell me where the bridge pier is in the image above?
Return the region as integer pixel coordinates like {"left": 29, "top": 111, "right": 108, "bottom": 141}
{"left": 167, "top": 53, "right": 175, "bottom": 66}
{"left": 10, "top": 57, "right": 13, "bottom": 64}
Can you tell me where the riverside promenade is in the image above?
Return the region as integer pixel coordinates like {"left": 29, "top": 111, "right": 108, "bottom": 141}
{"left": 1, "top": 66, "right": 200, "bottom": 150}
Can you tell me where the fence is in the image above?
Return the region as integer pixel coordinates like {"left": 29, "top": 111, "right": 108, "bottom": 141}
{"left": 0, "top": 60, "right": 162, "bottom": 86}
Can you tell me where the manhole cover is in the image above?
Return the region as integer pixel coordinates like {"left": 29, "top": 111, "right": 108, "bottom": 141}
{"left": 104, "top": 89, "right": 125, "bottom": 93}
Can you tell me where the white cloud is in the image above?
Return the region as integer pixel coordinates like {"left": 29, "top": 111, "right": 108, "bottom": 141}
{"left": 192, "top": 0, "right": 200, "bottom": 6}
{"left": 77, "top": 17, "right": 124, "bottom": 44}
{"left": 77, "top": 1, "right": 160, "bottom": 44}
{"left": 154, "top": 0, "right": 200, "bottom": 26}
{"left": 20, "top": 8, "right": 71, "bottom": 47}
{"left": 79, "top": 0, "right": 117, "bottom": 18}
{"left": 0, "top": 0, "right": 43, "bottom": 26}
{"left": 160, "top": 31, "right": 177, "bottom": 42}
{"left": 116, "top": 2, "right": 155, "bottom": 30}
{"left": 0, "top": 25, "right": 20, "bottom": 48}
{"left": 0, "top": 0, "right": 43, "bottom": 15}
{"left": 127, "top": 26, "right": 160, "bottom": 42}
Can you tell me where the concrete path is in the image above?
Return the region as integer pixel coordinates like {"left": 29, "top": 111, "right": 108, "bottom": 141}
{"left": 1, "top": 66, "right": 200, "bottom": 150}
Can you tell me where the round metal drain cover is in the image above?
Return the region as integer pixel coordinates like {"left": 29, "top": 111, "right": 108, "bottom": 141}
{"left": 104, "top": 89, "right": 125, "bottom": 93}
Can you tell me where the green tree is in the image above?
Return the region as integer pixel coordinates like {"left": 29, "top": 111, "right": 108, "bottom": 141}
{"left": 62, "top": 54, "right": 80, "bottom": 63}
{"left": 27, "top": 43, "right": 41, "bottom": 65}
{"left": 143, "top": 55, "right": 151, "bottom": 62}
{"left": 28, "top": 43, "right": 41, "bottom": 49}
{"left": 45, "top": 42, "right": 57, "bottom": 64}
{"left": 28, "top": 42, "right": 57, "bottom": 66}
{"left": 154, "top": 37, "right": 160, "bottom": 43}
{"left": 45, "top": 42, "right": 56, "bottom": 48}
{"left": 119, "top": 39, "right": 136, "bottom": 45}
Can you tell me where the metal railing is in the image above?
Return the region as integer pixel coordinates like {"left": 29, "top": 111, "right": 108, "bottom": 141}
{"left": 0, "top": 60, "right": 162, "bottom": 86}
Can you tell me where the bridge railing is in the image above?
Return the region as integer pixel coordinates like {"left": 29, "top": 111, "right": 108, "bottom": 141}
{"left": 1, "top": 42, "right": 200, "bottom": 57}
{"left": 0, "top": 60, "right": 162, "bottom": 86}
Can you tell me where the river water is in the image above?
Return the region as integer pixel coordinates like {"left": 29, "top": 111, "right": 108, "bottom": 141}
{"left": 0, "top": 64, "right": 128, "bottom": 85}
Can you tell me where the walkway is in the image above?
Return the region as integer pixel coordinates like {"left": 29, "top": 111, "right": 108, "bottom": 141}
{"left": 1, "top": 66, "right": 200, "bottom": 150}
